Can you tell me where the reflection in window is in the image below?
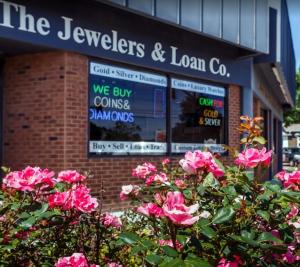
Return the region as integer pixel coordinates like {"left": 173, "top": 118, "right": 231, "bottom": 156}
{"left": 171, "top": 78, "right": 226, "bottom": 153}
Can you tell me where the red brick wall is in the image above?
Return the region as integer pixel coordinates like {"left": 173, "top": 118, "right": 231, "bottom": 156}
{"left": 3, "top": 52, "right": 241, "bottom": 211}
{"left": 3, "top": 52, "right": 66, "bottom": 171}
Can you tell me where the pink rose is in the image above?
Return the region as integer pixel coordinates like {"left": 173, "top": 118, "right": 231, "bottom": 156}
{"left": 48, "top": 191, "right": 72, "bottom": 210}
{"left": 235, "top": 148, "right": 272, "bottom": 168}
{"left": 136, "top": 203, "right": 164, "bottom": 217}
{"left": 145, "top": 172, "right": 168, "bottom": 186}
{"left": 159, "top": 239, "right": 183, "bottom": 250}
{"left": 174, "top": 179, "right": 187, "bottom": 189}
{"left": 217, "top": 255, "right": 242, "bottom": 267}
{"left": 55, "top": 253, "right": 89, "bottom": 267}
{"left": 49, "top": 185, "right": 98, "bottom": 213}
{"left": 276, "top": 170, "right": 300, "bottom": 190}
{"left": 102, "top": 213, "right": 122, "bottom": 229}
{"left": 132, "top": 163, "right": 156, "bottom": 179}
{"left": 282, "top": 246, "right": 300, "bottom": 264}
{"left": 119, "top": 185, "right": 140, "bottom": 201}
{"left": 162, "top": 158, "right": 170, "bottom": 165}
{"left": 72, "top": 185, "right": 99, "bottom": 213}
{"left": 179, "top": 150, "right": 224, "bottom": 177}
{"left": 162, "top": 191, "right": 199, "bottom": 226}
{"left": 57, "top": 170, "right": 86, "bottom": 184}
{"left": 287, "top": 205, "right": 299, "bottom": 220}
{"left": 289, "top": 218, "right": 300, "bottom": 229}
{"left": 3, "top": 166, "right": 55, "bottom": 191}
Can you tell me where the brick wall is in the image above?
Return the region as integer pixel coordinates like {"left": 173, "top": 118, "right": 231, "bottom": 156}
{"left": 3, "top": 52, "right": 241, "bottom": 211}
{"left": 3, "top": 52, "right": 66, "bottom": 171}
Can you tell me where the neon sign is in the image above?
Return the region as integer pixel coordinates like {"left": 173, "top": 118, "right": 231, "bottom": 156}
{"left": 90, "top": 109, "right": 134, "bottom": 123}
{"left": 198, "top": 97, "right": 223, "bottom": 108}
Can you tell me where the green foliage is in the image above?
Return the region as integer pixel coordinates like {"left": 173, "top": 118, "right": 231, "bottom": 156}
{"left": 284, "top": 68, "right": 300, "bottom": 126}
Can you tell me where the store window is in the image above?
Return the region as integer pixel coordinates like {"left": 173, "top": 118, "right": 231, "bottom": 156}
{"left": 89, "top": 62, "right": 167, "bottom": 155}
{"left": 171, "top": 78, "right": 226, "bottom": 153}
{"left": 88, "top": 61, "right": 228, "bottom": 156}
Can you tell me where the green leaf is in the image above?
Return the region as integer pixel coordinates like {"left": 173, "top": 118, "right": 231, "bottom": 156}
{"left": 230, "top": 235, "right": 259, "bottom": 247}
{"left": 253, "top": 136, "right": 266, "bottom": 144}
{"left": 159, "top": 258, "right": 184, "bottom": 267}
{"left": 197, "top": 184, "right": 205, "bottom": 196}
{"left": 241, "top": 230, "right": 255, "bottom": 240}
{"left": 184, "top": 259, "right": 212, "bottom": 267}
{"left": 198, "top": 222, "right": 216, "bottom": 239}
{"left": 140, "top": 239, "right": 155, "bottom": 249}
{"left": 222, "top": 185, "right": 237, "bottom": 196}
{"left": 203, "top": 173, "right": 220, "bottom": 188}
{"left": 33, "top": 203, "right": 49, "bottom": 218}
{"left": 264, "top": 181, "right": 281, "bottom": 192}
{"left": 145, "top": 254, "right": 163, "bottom": 265}
{"left": 257, "top": 210, "right": 270, "bottom": 222}
{"left": 257, "top": 232, "right": 283, "bottom": 243}
{"left": 212, "top": 206, "right": 235, "bottom": 224}
{"left": 161, "top": 245, "right": 178, "bottom": 257}
{"left": 18, "top": 212, "right": 31, "bottom": 219}
{"left": 19, "top": 216, "right": 37, "bottom": 229}
{"left": 183, "top": 189, "right": 193, "bottom": 200}
{"left": 184, "top": 255, "right": 212, "bottom": 267}
{"left": 119, "top": 232, "right": 140, "bottom": 245}
{"left": 131, "top": 245, "right": 144, "bottom": 255}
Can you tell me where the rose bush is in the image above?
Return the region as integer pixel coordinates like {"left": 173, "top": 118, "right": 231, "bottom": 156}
{"left": 118, "top": 116, "right": 300, "bottom": 266}
{"left": 0, "top": 116, "right": 299, "bottom": 266}
{"left": 0, "top": 168, "right": 125, "bottom": 266}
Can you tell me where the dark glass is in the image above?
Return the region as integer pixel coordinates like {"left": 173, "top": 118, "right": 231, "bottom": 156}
{"left": 89, "top": 71, "right": 167, "bottom": 154}
{"left": 171, "top": 89, "right": 225, "bottom": 145}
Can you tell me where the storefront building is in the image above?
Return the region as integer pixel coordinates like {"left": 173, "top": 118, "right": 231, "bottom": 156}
{"left": 0, "top": 0, "right": 295, "bottom": 210}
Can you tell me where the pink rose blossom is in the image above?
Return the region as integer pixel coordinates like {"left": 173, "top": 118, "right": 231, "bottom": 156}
{"left": 3, "top": 166, "right": 55, "bottom": 191}
{"left": 276, "top": 170, "right": 300, "bottom": 190}
{"left": 159, "top": 239, "right": 183, "bottom": 250}
{"left": 136, "top": 203, "right": 164, "bottom": 217}
{"left": 48, "top": 191, "right": 72, "bottom": 210}
{"left": 119, "top": 185, "right": 140, "bottom": 201}
{"left": 145, "top": 172, "right": 168, "bottom": 186}
{"left": 162, "top": 191, "right": 199, "bottom": 226}
{"left": 179, "top": 150, "right": 224, "bottom": 177}
{"left": 72, "top": 185, "right": 99, "bottom": 213}
{"left": 49, "top": 185, "right": 98, "bottom": 213}
{"left": 217, "top": 255, "right": 242, "bottom": 267}
{"left": 57, "top": 170, "right": 86, "bottom": 183}
{"left": 162, "top": 158, "right": 170, "bottom": 165}
{"left": 235, "top": 147, "right": 272, "bottom": 169}
{"left": 289, "top": 218, "right": 300, "bottom": 229}
{"left": 102, "top": 213, "right": 122, "bottom": 229}
{"left": 282, "top": 246, "right": 300, "bottom": 264}
{"left": 174, "top": 179, "right": 187, "bottom": 189}
{"left": 287, "top": 205, "right": 299, "bottom": 220}
{"left": 55, "top": 253, "right": 89, "bottom": 267}
{"left": 132, "top": 163, "right": 156, "bottom": 179}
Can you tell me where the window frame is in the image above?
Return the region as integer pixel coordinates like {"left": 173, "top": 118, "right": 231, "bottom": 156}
{"left": 87, "top": 58, "right": 229, "bottom": 158}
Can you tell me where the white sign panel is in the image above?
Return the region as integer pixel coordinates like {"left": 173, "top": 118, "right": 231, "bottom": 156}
{"left": 171, "top": 143, "right": 226, "bottom": 154}
{"left": 171, "top": 78, "right": 225, "bottom": 97}
{"left": 90, "top": 62, "right": 167, "bottom": 87}
{"left": 90, "top": 141, "right": 167, "bottom": 154}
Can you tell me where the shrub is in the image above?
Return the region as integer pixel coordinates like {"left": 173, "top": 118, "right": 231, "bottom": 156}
{"left": 0, "top": 116, "right": 299, "bottom": 266}
{"left": 118, "top": 116, "right": 300, "bottom": 266}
